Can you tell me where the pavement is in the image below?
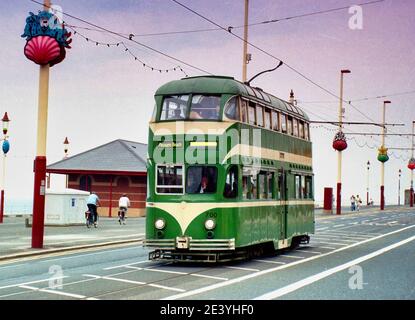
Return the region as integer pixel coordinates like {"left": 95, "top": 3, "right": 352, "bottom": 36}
{"left": 0, "top": 205, "right": 414, "bottom": 300}
{"left": 0, "top": 216, "right": 145, "bottom": 261}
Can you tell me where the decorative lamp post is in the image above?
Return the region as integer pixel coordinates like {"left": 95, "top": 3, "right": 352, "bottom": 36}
{"left": 378, "top": 100, "right": 391, "bottom": 210}
{"left": 366, "top": 161, "right": 370, "bottom": 205}
{"left": 409, "top": 121, "right": 415, "bottom": 207}
{"left": 398, "top": 169, "right": 402, "bottom": 206}
{"left": 64, "top": 137, "right": 69, "bottom": 188}
{"left": 22, "top": 1, "right": 72, "bottom": 248}
{"left": 333, "top": 69, "right": 351, "bottom": 215}
{"left": 0, "top": 112, "right": 10, "bottom": 224}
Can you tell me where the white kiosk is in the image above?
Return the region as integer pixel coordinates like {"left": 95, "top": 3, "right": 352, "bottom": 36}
{"left": 45, "top": 189, "right": 90, "bottom": 226}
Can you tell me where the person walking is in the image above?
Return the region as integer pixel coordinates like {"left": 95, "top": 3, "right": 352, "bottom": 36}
{"left": 356, "top": 195, "right": 362, "bottom": 211}
{"left": 87, "top": 191, "right": 101, "bottom": 227}
{"left": 350, "top": 195, "right": 356, "bottom": 211}
{"left": 118, "top": 193, "right": 130, "bottom": 225}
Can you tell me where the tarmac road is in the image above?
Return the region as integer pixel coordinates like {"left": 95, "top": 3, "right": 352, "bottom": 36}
{"left": 0, "top": 207, "right": 414, "bottom": 300}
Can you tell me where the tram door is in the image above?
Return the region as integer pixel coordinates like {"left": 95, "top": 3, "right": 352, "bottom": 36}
{"left": 278, "top": 169, "right": 288, "bottom": 240}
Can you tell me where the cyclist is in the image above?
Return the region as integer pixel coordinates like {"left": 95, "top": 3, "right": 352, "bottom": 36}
{"left": 118, "top": 193, "right": 130, "bottom": 225}
{"left": 86, "top": 191, "right": 101, "bottom": 228}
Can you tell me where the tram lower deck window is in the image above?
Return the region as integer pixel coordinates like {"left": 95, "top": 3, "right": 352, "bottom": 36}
{"left": 156, "top": 165, "right": 184, "bottom": 194}
{"left": 186, "top": 166, "right": 217, "bottom": 194}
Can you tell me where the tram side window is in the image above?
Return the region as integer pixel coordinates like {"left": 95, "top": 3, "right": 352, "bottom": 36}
{"left": 186, "top": 166, "right": 217, "bottom": 194}
{"left": 160, "top": 95, "right": 189, "bottom": 121}
{"left": 242, "top": 170, "right": 257, "bottom": 199}
{"left": 293, "top": 118, "right": 299, "bottom": 137}
{"left": 281, "top": 114, "right": 287, "bottom": 133}
{"left": 305, "top": 176, "right": 313, "bottom": 199}
{"left": 301, "top": 176, "right": 306, "bottom": 199}
{"left": 248, "top": 103, "right": 256, "bottom": 125}
{"left": 299, "top": 121, "right": 305, "bottom": 139}
{"left": 190, "top": 95, "right": 221, "bottom": 120}
{"left": 240, "top": 100, "right": 248, "bottom": 123}
{"left": 295, "top": 175, "right": 301, "bottom": 199}
{"left": 156, "top": 165, "right": 184, "bottom": 194}
{"left": 258, "top": 172, "right": 267, "bottom": 199}
{"left": 277, "top": 172, "right": 283, "bottom": 200}
{"left": 287, "top": 116, "right": 293, "bottom": 135}
{"left": 305, "top": 123, "right": 310, "bottom": 141}
{"left": 271, "top": 111, "right": 279, "bottom": 131}
{"left": 264, "top": 109, "right": 271, "bottom": 129}
{"left": 256, "top": 105, "right": 264, "bottom": 127}
{"left": 224, "top": 97, "right": 239, "bottom": 120}
{"left": 224, "top": 165, "right": 238, "bottom": 198}
{"left": 267, "top": 172, "right": 274, "bottom": 199}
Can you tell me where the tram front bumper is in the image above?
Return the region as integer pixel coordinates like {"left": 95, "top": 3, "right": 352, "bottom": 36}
{"left": 144, "top": 237, "right": 235, "bottom": 251}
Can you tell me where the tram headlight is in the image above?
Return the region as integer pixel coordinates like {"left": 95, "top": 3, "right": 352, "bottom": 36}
{"left": 155, "top": 218, "right": 166, "bottom": 230}
{"left": 204, "top": 219, "right": 216, "bottom": 230}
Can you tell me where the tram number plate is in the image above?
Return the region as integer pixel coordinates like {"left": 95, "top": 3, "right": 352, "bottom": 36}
{"left": 176, "top": 237, "right": 190, "bottom": 249}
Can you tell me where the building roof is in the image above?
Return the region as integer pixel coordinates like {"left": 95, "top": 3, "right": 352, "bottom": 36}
{"left": 47, "top": 139, "right": 147, "bottom": 175}
{"left": 155, "top": 75, "right": 309, "bottom": 121}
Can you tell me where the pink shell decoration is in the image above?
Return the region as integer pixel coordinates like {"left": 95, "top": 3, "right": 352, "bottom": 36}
{"left": 24, "top": 36, "right": 61, "bottom": 65}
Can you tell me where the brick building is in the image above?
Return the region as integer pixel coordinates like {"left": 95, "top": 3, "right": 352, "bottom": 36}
{"left": 47, "top": 139, "right": 147, "bottom": 217}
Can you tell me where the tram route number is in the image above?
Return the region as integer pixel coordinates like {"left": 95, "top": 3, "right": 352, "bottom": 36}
{"left": 160, "top": 304, "right": 254, "bottom": 317}
{"left": 206, "top": 212, "right": 217, "bottom": 218}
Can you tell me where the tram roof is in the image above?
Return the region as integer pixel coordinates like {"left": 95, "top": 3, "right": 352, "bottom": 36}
{"left": 155, "top": 75, "right": 310, "bottom": 121}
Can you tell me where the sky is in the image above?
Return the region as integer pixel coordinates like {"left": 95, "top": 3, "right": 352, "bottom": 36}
{"left": 1, "top": 0, "right": 415, "bottom": 206}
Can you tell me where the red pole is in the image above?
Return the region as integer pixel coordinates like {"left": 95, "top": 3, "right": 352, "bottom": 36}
{"left": 366, "top": 191, "right": 369, "bottom": 206}
{"left": 380, "top": 185, "right": 385, "bottom": 210}
{"left": 31, "top": 156, "right": 47, "bottom": 248}
{"left": 109, "top": 176, "right": 113, "bottom": 218}
{"left": 336, "top": 182, "right": 341, "bottom": 215}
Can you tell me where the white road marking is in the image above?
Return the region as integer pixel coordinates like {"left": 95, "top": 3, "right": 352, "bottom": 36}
{"left": 254, "top": 260, "right": 286, "bottom": 265}
{"left": 190, "top": 274, "right": 229, "bottom": 281}
{"left": 0, "top": 276, "right": 68, "bottom": 290}
{"left": 316, "top": 227, "right": 328, "bottom": 231}
{"left": 19, "top": 285, "right": 87, "bottom": 299}
{"left": 333, "top": 224, "right": 345, "bottom": 227}
{"left": 103, "top": 260, "right": 149, "bottom": 270}
{"left": 163, "top": 225, "right": 415, "bottom": 300}
{"left": 317, "top": 246, "right": 336, "bottom": 250}
{"left": 280, "top": 255, "right": 304, "bottom": 259}
{"left": 144, "top": 268, "right": 187, "bottom": 275}
{"left": 311, "top": 241, "right": 348, "bottom": 246}
{"left": 295, "top": 250, "right": 322, "bottom": 255}
{"left": 83, "top": 274, "right": 185, "bottom": 292}
{"left": 312, "top": 237, "right": 357, "bottom": 243}
{"left": 225, "top": 266, "right": 260, "bottom": 272}
{"left": 254, "top": 234, "right": 415, "bottom": 300}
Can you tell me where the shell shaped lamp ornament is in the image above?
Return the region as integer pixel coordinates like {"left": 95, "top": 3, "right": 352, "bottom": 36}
{"left": 332, "top": 131, "right": 347, "bottom": 151}
{"left": 408, "top": 158, "right": 415, "bottom": 170}
{"left": 2, "top": 140, "right": 10, "bottom": 155}
{"left": 22, "top": 10, "right": 72, "bottom": 66}
{"left": 377, "top": 145, "right": 389, "bottom": 163}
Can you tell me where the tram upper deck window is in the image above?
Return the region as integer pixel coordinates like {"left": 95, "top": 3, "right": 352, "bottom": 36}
{"left": 248, "top": 104, "right": 256, "bottom": 125}
{"left": 305, "top": 123, "right": 310, "bottom": 141}
{"left": 240, "top": 100, "right": 248, "bottom": 123}
{"left": 189, "top": 95, "right": 221, "bottom": 120}
{"left": 264, "top": 109, "right": 271, "bottom": 129}
{"left": 156, "top": 165, "right": 184, "bottom": 194}
{"left": 271, "top": 111, "right": 279, "bottom": 131}
{"left": 287, "top": 116, "right": 293, "bottom": 135}
{"left": 186, "top": 166, "right": 217, "bottom": 194}
{"left": 256, "top": 105, "right": 264, "bottom": 127}
{"left": 224, "top": 97, "right": 239, "bottom": 120}
{"left": 160, "top": 95, "right": 189, "bottom": 121}
{"left": 293, "top": 118, "right": 299, "bottom": 137}
{"left": 299, "top": 121, "right": 305, "bottom": 139}
{"left": 280, "top": 114, "right": 287, "bottom": 133}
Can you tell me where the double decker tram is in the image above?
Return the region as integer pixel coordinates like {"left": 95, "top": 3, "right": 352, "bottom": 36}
{"left": 144, "top": 75, "right": 314, "bottom": 262}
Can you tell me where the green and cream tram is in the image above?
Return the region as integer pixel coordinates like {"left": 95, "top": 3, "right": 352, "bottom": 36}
{"left": 144, "top": 75, "right": 314, "bottom": 262}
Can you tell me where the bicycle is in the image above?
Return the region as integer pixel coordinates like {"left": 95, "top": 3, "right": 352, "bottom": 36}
{"left": 85, "top": 209, "right": 99, "bottom": 228}
{"left": 118, "top": 207, "right": 127, "bottom": 225}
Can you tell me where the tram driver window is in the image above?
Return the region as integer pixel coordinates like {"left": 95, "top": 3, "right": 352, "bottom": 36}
{"left": 186, "top": 166, "right": 217, "bottom": 194}
{"left": 156, "top": 165, "right": 184, "bottom": 194}
{"left": 160, "top": 95, "right": 189, "bottom": 121}
{"left": 190, "top": 95, "right": 221, "bottom": 120}
{"left": 224, "top": 165, "right": 238, "bottom": 198}
{"left": 224, "top": 97, "right": 239, "bottom": 120}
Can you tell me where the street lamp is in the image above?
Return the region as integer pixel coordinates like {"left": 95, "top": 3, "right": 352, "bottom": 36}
{"left": 398, "top": 169, "right": 402, "bottom": 206}
{"left": 0, "top": 112, "right": 10, "bottom": 224}
{"left": 379, "top": 100, "right": 391, "bottom": 211}
{"left": 366, "top": 161, "right": 370, "bottom": 205}
{"left": 336, "top": 69, "right": 351, "bottom": 215}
